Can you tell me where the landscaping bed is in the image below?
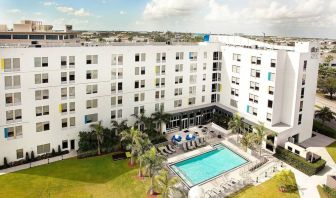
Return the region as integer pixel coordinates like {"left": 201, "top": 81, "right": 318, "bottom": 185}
{"left": 274, "top": 146, "right": 326, "bottom": 176}
{"left": 313, "top": 120, "right": 336, "bottom": 139}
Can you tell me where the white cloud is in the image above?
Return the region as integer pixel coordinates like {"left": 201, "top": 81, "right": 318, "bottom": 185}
{"left": 7, "top": 9, "right": 21, "bottom": 14}
{"left": 35, "top": 12, "right": 43, "bottom": 16}
{"left": 57, "top": 6, "right": 92, "bottom": 17}
{"left": 120, "top": 10, "right": 127, "bottom": 15}
{"left": 43, "top": 1, "right": 57, "bottom": 6}
{"left": 143, "top": 0, "right": 206, "bottom": 19}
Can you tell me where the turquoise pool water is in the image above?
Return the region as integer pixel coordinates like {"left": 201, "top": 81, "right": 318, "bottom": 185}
{"left": 170, "top": 144, "right": 248, "bottom": 186}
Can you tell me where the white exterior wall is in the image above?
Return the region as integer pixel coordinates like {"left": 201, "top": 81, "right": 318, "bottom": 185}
{"left": 0, "top": 37, "right": 320, "bottom": 163}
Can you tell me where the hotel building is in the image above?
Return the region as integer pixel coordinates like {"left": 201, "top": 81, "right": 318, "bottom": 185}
{"left": 0, "top": 22, "right": 320, "bottom": 163}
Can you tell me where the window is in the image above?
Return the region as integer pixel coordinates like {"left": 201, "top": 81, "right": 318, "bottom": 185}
{"left": 202, "top": 96, "right": 205, "bottom": 102}
{"left": 155, "top": 78, "right": 165, "bottom": 88}
{"left": 156, "top": 52, "right": 166, "bottom": 63}
{"left": 34, "top": 57, "right": 48, "bottom": 67}
{"left": 35, "top": 73, "right": 48, "bottom": 84}
{"left": 231, "top": 88, "right": 239, "bottom": 96}
{"left": 135, "top": 67, "right": 145, "bottom": 75}
{"left": 86, "top": 84, "right": 98, "bottom": 94}
{"left": 250, "top": 81, "right": 260, "bottom": 91}
{"left": 232, "top": 77, "right": 240, "bottom": 85}
{"left": 69, "top": 102, "right": 75, "bottom": 112}
{"left": 175, "top": 76, "right": 183, "bottom": 84}
{"left": 6, "top": 109, "right": 22, "bottom": 122}
{"left": 5, "top": 75, "right": 21, "bottom": 88}
{"left": 86, "top": 70, "right": 98, "bottom": 79}
{"left": 189, "top": 86, "right": 196, "bottom": 95}
{"left": 190, "top": 63, "right": 197, "bottom": 73}
{"left": 60, "top": 103, "right": 68, "bottom": 113}
{"left": 299, "top": 101, "right": 303, "bottom": 112}
{"left": 85, "top": 113, "right": 98, "bottom": 124}
{"left": 268, "top": 100, "right": 273, "bottom": 108}
{"left": 204, "top": 52, "right": 207, "bottom": 59}
{"left": 303, "top": 60, "right": 307, "bottom": 70}
{"left": 271, "top": 59, "right": 276, "bottom": 67}
{"left": 266, "top": 113, "right": 272, "bottom": 122}
{"left": 202, "top": 85, "right": 206, "bottom": 92}
{"left": 155, "top": 103, "right": 164, "bottom": 112}
{"left": 155, "top": 90, "right": 165, "bottom": 99}
{"left": 112, "top": 54, "right": 123, "bottom": 65}
{"left": 111, "top": 83, "right": 117, "bottom": 93}
{"left": 134, "top": 106, "right": 144, "bottom": 115}
{"left": 62, "top": 118, "right": 68, "bottom": 128}
{"left": 203, "top": 74, "right": 207, "bottom": 81}
{"left": 249, "top": 94, "right": 258, "bottom": 103}
{"left": 247, "top": 105, "right": 258, "bottom": 116}
{"left": 251, "top": 56, "right": 261, "bottom": 65}
{"left": 268, "top": 72, "right": 275, "bottom": 82}
{"left": 251, "top": 69, "right": 260, "bottom": 78}
{"left": 37, "top": 143, "right": 50, "bottom": 155}
{"left": 86, "top": 99, "right": 98, "bottom": 109}
{"left": 230, "top": 99, "right": 238, "bottom": 108}
{"left": 86, "top": 55, "right": 98, "bottom": 64}
{"left": 213, "top": 51, "right": 222, "bottom": 60}
{"left": 301, "top": 88, "right": 305, "bottom": 98}
{"left": 3, "top": 58, "right": 20, "bottom": 72}
{"left": 62, "top": 140, "right": 68, "bottom": 149}
{"left": 174, "top": 88, "right": 183, "bottom": 96}
{"left": 188, "top": 97, "right": 196, "bottom": 105}
{"left": 302, "top": 74, "right": 306, "bottom": 85}
{"left": 4, "top": 126, "right": 22, "bottom": 139}
{"left": 268, "top": 86, "right": 274, "bottom": 95}
{"left": 175, "top": 64, "right": 183, "bottom": 72}
{"left": 5, "top": 92, "right": 21, "bottom": 106}
{"left": 35, "top": 89, "right": 49, "bottom": 100}
{"left": 189, "top": 75, "right": 197, "bottom": 84}
{"left": 135, "top": 53, "right": 146, "bottom": 62}
{"left": 232, "top": 65, "right": 240, "bottom": 73}
{"left": 69, "top": 56, "right": 75, "bottom": 66}
{"left": 69, "top": 71, "right": 75, "bottom": 82}
{"left": 298, "top": 114, "right": 302, "bottom": 125}
{"left": 36, "top": 106, "right": 49, "bottom": 116}
{"left": 155, "top": 65, "right": 165, "bottom": 76}
{"left": 174, "top": 99, "right": 182, "bottom": 107}
{"left": 203, "top": 63, "right": 206, "bottom": 70}
{"left": 36, "top": 121, "right": 50, "bottom": 132}
{"left": 70, "top": 117, "right": 76, "bottom": 126}
{"left": 233, "top": 53, "right": 241, "bottom": 61}
{"left": 189, "top": 52, "right": 197, "bottom": 60}
{"left": 213, "top": 62, "right": 222, "bottom": 71}
{"left": 176, "top": 52, "right": 184, "bottom": 60}
{"left": 61, "top": 56, "right": 67, "bottom": 66}
{"left": 16, "top": 149, "right": 23, "bottom": 159}
{"left": 134, "top": 93, "right": 145, "bottom": 102}
{"left": 61, "top": 72, "right": 67, "bottom": 83}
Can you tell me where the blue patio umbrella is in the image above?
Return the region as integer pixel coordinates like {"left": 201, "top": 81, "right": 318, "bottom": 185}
{"left": 171, "top": 134, "right": 182, "bottom": 142}
{"left": 186, "top": 134, "right": 196, "bottom": 141}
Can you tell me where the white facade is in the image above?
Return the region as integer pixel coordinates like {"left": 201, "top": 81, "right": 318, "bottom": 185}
{"left": 0, "top": 36, "right": 320, "bottom": 163}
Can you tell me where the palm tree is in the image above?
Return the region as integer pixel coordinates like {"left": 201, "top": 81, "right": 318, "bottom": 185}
{"left": 240, "top": 132, "right": 257, "bottom": 152}
{"left": 90, "top": 120, "right": 104, "bottom": 155}
{"left": 154, "top": 169, "right": 184, "bottom": 198}
{"left": 135, "top": 134, "right": 152, "bottom": 177}
{"left": 111, "top": 119, "right": 130, "bottom": 135}
{"left": 152, "top": 105, "right": 171, "bottom": 133}
{"left": 140, "top": 146, "right": 166, "bottom": 195}
{"left": 228, "top": 113, "right": 244, "bottom": 142}
{"left": 315, "top": 106, "right": 335, "bottom": 124}
{"left": 120, "top": 127, "right": 144, "bottom": 166}
{"left": 132, "top": 112, "right": 151, "bottom": 131}
{"left": 254, "top": 122, "right": 267, "bottom": 156}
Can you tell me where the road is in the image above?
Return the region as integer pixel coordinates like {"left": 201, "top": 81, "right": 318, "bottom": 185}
{"left": 315, "top": 95, "right": 336, "bottom": 112}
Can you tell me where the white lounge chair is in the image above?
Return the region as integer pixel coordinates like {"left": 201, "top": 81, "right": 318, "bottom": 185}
{"left": 162, "top": 147, "right": 172, "bottom": 154}
{"left": 195, "top": 139, "right": 202, "bottom": 147}
{"left": 158, "top": 147, "right": 168, "bottom": 156}
{"left": 182, "top": 142, "right": 188, "bottom": 151}
{"left": 188, "top": 141, "right": 195, "bottom": 150}
{"left": 167, "top": 144, "right": 176, "bottom": 152}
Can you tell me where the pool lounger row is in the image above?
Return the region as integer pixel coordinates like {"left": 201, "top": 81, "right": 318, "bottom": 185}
{"left": 182, "top": 138, "right": 206, "bottom": 151}
{"left": 158, "top": 144, "right": 176, "bottom": 156}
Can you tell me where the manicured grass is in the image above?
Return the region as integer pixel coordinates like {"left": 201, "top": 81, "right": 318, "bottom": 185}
{"left": 228, "top": 174, "right": 299, "bottom": 198}
{"left": 0, "top": 155, "right": 150, "bottom": 198}
{"left": 317, "top": 185, "right": 329, "bottom": 198}
{"left": 326, "top": 141, "right": 336, "bottom": 163}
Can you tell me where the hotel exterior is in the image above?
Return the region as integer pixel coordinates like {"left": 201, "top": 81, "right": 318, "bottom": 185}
{"left": 0, "top": 24, "right": 320, "bottom": 163}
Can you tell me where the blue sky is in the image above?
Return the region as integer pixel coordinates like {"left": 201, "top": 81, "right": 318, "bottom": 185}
{"left": 1, "top": 0, "right": 336, "bottom": 38}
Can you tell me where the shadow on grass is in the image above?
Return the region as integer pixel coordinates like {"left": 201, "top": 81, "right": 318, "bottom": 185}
{"left": 9, "top": 154, "right": 135, "bottom": 184}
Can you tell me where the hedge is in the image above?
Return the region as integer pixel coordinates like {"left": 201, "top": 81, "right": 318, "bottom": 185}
{"left": 274, "top": 146, "right": 326, "bottom": 176}
{"left": 313, "top": 120, "right": 336, "bottom": 139}
{"left": 322, "top": 185, "right": 336, "bottom": 198}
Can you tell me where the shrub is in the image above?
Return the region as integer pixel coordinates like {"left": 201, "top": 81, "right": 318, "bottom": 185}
{"left": 313, "top": 120, "right": 336, "bottom": 139}
{"left": 51, "top": 149, "right": 56, "bottom": 157}
{"left": 274, "top": 170, "right": 297, "bottom": 192}
{"left": 322, "top": 185, "right": 336, "bottom": 198}
{"left": 25, "top": 152, "right": 30, "bottom": 162}
{"left": 30, "top": 151, "right": 35, "bottom": 162}
{"left": 77, "top": 150, "right": 97, "bottom": 159}
{"left": 274, "top": 146, "right": 326, "bottom": 176}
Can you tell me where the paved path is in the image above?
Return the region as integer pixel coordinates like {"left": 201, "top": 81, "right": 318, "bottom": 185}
{"left": 316, "top": 95, "right": 336, "bottom": 112}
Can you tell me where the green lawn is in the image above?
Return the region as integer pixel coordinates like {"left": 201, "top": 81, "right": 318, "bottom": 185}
{"left": 326, "top": 141, "right": 336, "bottom": 163}
{"left": 0, "top": 155, "right": 150, "bottom": 198}
{"left": 317, "top": 185, "right": 329, "bottom": 198}
{"left": 228, "top": 174, "right": 300, "bottom": 198}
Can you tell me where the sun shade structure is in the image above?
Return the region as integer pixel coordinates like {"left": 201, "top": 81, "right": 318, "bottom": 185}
{"left": 186, "top": 134, "right": 196, "bottom": 141}
{"left": 171, "top": 134, "right": 182, "bottom": 142}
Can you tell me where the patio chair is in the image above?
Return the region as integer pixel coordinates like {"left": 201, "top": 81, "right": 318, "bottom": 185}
{"left": 211, "top": 187, "right": 222, "bottom": 196}
{"left": 201, "top": 137, "right": 206, "bottom": 145}
{"left": 195, "top": 139, "right": 202, "bottom": 147}
{"left": 162, "top": 147, "right": 172, "bottom": 154}
{"left": 167, "top": 144, "right": 176, "bottom": 152}
{"left": 182, "top": 142, "right": 188, "bottom": 151}
{"left": 205, "top": 190, "right": 217, "bottom": 198}
{"left": 157, "top": 147, "right": 168, "bottom": 157}
{"left": 189, "top": 141, "right": 195, "bottom": 150}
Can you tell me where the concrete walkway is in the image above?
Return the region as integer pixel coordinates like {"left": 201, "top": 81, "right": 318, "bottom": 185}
{"left": 0, "top": 151, "right": 77, "bottom": 175}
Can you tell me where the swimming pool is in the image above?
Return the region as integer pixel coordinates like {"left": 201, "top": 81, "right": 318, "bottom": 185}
{"left": 170, "top": 144, "right": 248, "bottom": 187}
